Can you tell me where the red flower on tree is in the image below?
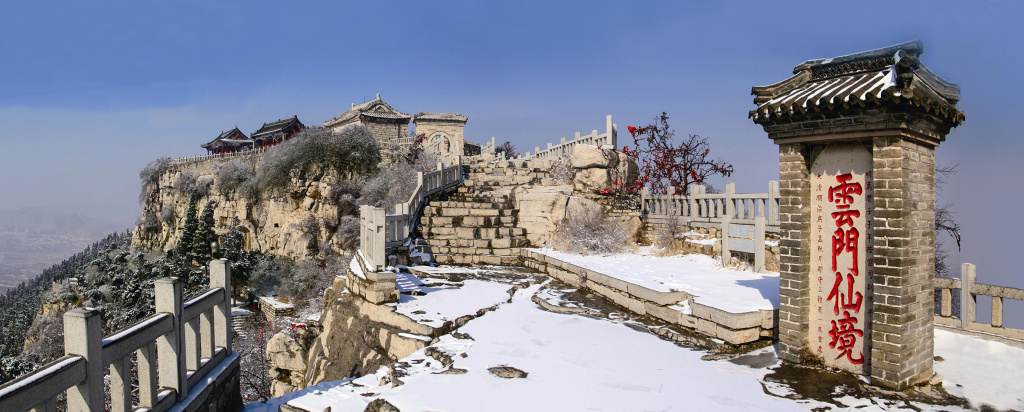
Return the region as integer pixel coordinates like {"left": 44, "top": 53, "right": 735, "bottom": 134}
{"left": 624, "top": 112, "right": 733, "bottom": 195}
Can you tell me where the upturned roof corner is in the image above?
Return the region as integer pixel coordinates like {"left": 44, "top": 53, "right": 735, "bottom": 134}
{"left": 749, "top": 40, "right": 964, "bottom": 129}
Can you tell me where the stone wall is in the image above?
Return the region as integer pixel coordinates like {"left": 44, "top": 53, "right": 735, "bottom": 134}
{"left": 776, "top": 143, "right": 812, "bottom": 363}
{"left": 870, "top": 136, "right": 936, "bottom": 388}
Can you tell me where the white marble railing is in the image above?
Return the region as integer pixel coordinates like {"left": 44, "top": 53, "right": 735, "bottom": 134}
{"left": 528, "top": 115, "right": 617, "bottom": 160}
{"left": 360, "top": 161, "right": 465, "bottom": 271}
{"left": 0, "top": 260, "right": 236, "bottom": 412}
{"left": 642, "top": 182, "right": 781, "bottom": 231}
{"left": 935, "top": 263, "right": 1024, "bottom": 347}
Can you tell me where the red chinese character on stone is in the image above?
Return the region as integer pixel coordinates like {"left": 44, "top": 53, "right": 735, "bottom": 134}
{"left": 828, "top": 311, "right": 865, "bottom": 364}
{"left": 827, "top": 272, "right": 863, "bottom": 315}
{"left": 829, "top": 174, "right": 862, "bottom": 209}
{"left": 832, "top": 227, "right": 859, "bottom": 272}
{"left": 831, "top": 210, "right": 860, "bottom": 228}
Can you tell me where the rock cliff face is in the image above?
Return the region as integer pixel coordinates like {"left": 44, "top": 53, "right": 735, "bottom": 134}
{"left": 133, "top": 157, "right": 351, "bottom": 260}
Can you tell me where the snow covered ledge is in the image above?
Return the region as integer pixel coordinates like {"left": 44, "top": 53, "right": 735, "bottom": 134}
{"left": 522, "top": 249, "right": 778, "bottom": 345}
{"left": 346, "top": 250, "right": 399, "bottom": 304}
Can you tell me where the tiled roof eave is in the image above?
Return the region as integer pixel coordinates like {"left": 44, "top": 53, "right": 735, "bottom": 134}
{"left": 750, "top": 94, "right": 964, "bottom": 127}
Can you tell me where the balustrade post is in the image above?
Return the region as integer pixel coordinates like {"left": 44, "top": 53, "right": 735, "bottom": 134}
{"left": 110, "top": 356, "right": 132, "bottom": 412}
{"left": 640, "top": 187, "right": 650, "bottom": 215}
{"left": 725, "top": 183, "right": 736, "bottom": 219}
{"left": 606, "top": 115, "right": 616, "bottom": 149}
{"left": 754, "top": 215, "right": 766, "bottom": 273}
{"left": 200, "top": 310, "right": 213, "bottom": 360}
{"left": 722, "top": 214, "right": 732, "bottom": 264}
{"left": 691, "top": 185, "right": 706, "bottom": 218}
{"left": 992, "top": 296, "right": 1003, "bottom": 328}
{"left": 940, "top": 289, "right": 951, "bottom": 317}
{"left": 186, "top": 317, "right": 200, "bottom": 371}
{"left": 768, "top": 180, "right": 780, "bottom": 225}
{"left": 64, "top": 308, "right": 103, "bottom": 412}
{"left": 960, "top": 263, "right": 976, "bottom": 328}
{"left": 136, "top": 342, "right": 158, "bottom": 408}
{"left": 155, "top": 277, "right": 186, "bottom": 401}
{"left": 210, "top": 259, "right": 232, "bottom": 353}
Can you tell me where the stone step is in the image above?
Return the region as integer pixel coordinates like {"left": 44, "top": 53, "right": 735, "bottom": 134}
{"left": 446, "top": 193, "right": 514, "bottom": 203}
{"left": 423, "top": 226, "right": 527, "bottom": 239}
{"left": 421, "top": 215, "right": 518, "bottom": 228}
{"left": 423, "top": 206, "right": 518, "bottom": 218}
{"left": 434, "top": 253, "right": 523, "bottom": 266}
{"left": 421, "top": 245, "right": 520, "bottom": 256}
{"left": 423, "top": 237, "right": 530, "bottom": 249}
{"left": 432, "top": 200, "right": 509, "bottom": 209}
{"left": 456, "top": 186, "right": 516, "bottom": 197}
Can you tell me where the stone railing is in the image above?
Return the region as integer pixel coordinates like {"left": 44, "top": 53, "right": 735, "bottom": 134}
{"left": 360, "top": 161, "right": 465, "bottom": 271}
{"left": 528, "top": 115, "right": 617, "bottom": 160}
{"left": 935, "top": 263, "right": 1024, "bottom": 348}
{"left": 174, "top": 147, "right": 268, "bottom": 164}
{"left": 642, "top": 181, "right": 781, "bottom": 232}
{"left": 0, "top": 260, "right": 240, "bottom": 412}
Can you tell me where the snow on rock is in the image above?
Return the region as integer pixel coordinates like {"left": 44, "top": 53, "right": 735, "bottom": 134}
{"left": 264, "top": 284, "right": 800, "bottom": 412}
{"left": 534, "top": 248, "right": 778, "bottom": 313}
{"left": 244, "top": 271, "right": 1024, "bottom": 412}
{"left": 389, "top": 271, "right": 512, "bottom": 328}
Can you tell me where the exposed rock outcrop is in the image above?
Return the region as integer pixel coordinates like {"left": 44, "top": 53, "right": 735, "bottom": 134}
{"left": 133, "top": 157, "right": 352, "bottom": 260}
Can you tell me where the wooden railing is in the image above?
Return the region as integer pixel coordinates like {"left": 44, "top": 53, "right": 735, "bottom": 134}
{"left": 0, "top": 260, "right": 236, "bottom": 412}
{"left": 642, "top": 182, "right": 781, "bottom": 232}
{"left": 528, "top": 115, "right": 617, "bottom": 160}
{"left": 935, "top": 263, "right": 1024, "bottom": 347}
{"left": 360, "top": 161, "right": 465, "bottom": 271}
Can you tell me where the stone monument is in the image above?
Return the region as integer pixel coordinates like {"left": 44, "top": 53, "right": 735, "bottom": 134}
{"left": 749, "top": 41, "right": 964, "bottom": 389}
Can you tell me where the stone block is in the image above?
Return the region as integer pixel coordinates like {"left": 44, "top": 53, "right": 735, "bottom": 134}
{"left": 627, "top": 296, "right": 647, "bottom": 316}
{"left": 644, "top": 302, "right": 682, "bottom": 325}
{"left": 716, "top": 326, "right": 761, "bottom": 345}
{"left": 695, "top": 318, "right": 717, "bottom": 337}
{"left": 690, "top": 302, "right": 762, "bottom": 330}
{"left": 586, "top": 269, "right": 629, "bottom": 292}
{"left": 626, "top": 283, "right": 688, "bottom": 306}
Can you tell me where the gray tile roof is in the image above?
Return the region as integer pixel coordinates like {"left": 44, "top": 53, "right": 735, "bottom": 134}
{"left": 750, "top": 41, "right": 964, "bottom": 127}
{"left": 324, "top": 95, "right": 411, "bottom": 127}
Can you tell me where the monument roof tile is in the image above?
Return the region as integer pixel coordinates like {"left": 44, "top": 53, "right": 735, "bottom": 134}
{"left": 749, "top": 41, "right": 964, "bottom": 127}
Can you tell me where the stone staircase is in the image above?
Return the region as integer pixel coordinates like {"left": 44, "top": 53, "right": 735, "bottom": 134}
{"left": 418, "top": 160, "right": 552, "bottom": 265}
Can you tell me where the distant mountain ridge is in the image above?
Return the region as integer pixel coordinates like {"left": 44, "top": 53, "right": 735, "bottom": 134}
{"left": 0, "top": 206, "right": 126, "bottom": 290}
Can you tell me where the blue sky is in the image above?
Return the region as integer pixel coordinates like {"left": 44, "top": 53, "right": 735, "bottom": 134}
{"left": 1, "top": 1, "right": 1022, "bottom": 320}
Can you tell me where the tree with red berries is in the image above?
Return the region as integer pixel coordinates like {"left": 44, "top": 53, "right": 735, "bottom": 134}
{"left": 622, "top": 112, "right": 734, "bottom": 195}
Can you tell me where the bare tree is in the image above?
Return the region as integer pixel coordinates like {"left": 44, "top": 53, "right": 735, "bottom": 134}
{"left": 935, "top": 165, "right": 961, "bottom": 278}
{"left": 496, "top": 141, "right": 519, "bottom": 158}
{"left": 624, "top": 112, "right": 734, "bottom": 195}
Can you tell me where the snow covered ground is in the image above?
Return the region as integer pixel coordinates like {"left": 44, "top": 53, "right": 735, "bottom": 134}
{"left": 534, "top": 248, "right": 778, "bottom": 313}
{"left": 389, "top": 270, "right": 515, "bottom": 328}
{"left": 245, "top": 269, "right": 1024, "bottom": 411}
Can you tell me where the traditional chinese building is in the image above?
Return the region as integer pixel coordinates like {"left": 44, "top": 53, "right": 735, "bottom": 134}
{"left": 412, "top": 112, "right": 469, "bottom": 165}
{"left": 323, "top": 94, "right": 411, "bottom": 147}
{"left": 251, "top": 116, "right": 305, "bottom": 149}
{"left": 750, "top": 40, "right": 963, "bottom": 390}
{"left": 201, "top": 127, "right": 252, "bottom": 155}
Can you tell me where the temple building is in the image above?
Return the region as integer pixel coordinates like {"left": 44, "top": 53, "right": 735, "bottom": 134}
{"left": 251, "top": 116, "right": 305, "bottom": 149}
{"left": 323, "top": 94, "right": 479, "bottom": 164}
{"left": 323, "top": 94, "right": 411, "bottom": 147}
{"left": 412, "top": 112, "right": 473, "bottom": 164}
{"left": 201, "top": 127, "right": 252, "bottom": 155}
